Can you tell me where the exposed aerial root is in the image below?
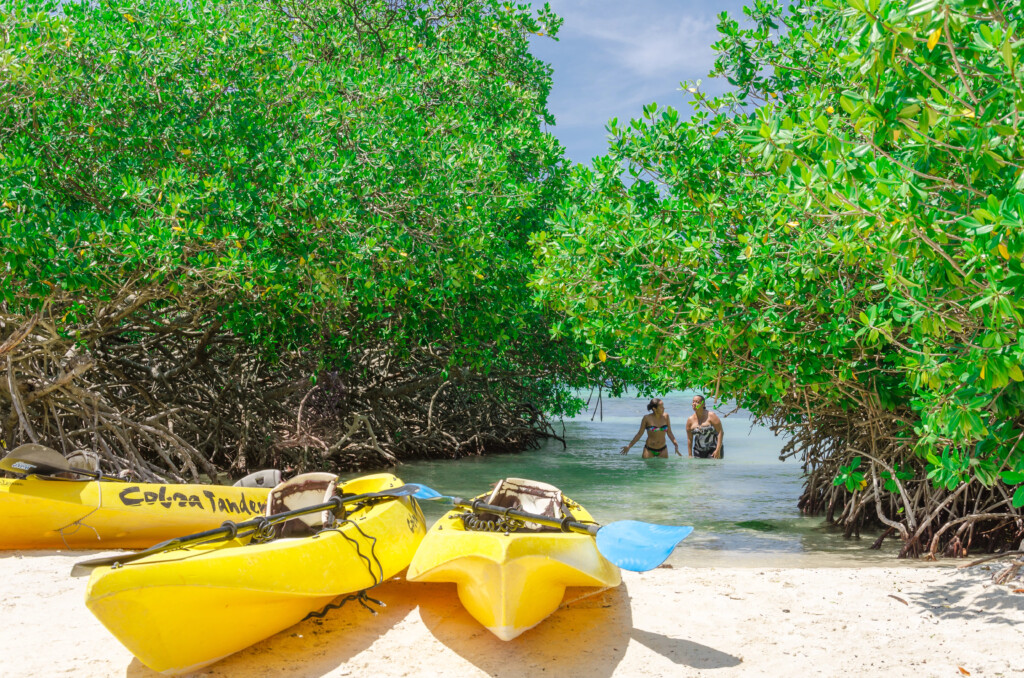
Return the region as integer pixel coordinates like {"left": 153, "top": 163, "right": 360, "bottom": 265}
{"left": 1, "top": 302, "right": 562, "bottom": 482}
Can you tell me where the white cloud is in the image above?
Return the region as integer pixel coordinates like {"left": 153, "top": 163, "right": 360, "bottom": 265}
{"left": 563, "top": 10, "right": 720, "bottom": 80}
{"left": 528, "top": 0, "right": 752, "bottom": 163}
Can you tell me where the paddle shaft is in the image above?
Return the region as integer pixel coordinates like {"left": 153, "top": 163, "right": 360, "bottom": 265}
{"left": 449, "top": 497, "right": 600, "bottom": 537}
{"left": 72, "top": 484, "right": 419, "bottom": 574}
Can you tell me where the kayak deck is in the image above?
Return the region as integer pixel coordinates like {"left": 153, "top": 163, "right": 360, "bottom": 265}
{"left": 407, "top": 492, "right": 620, "bottom": 640}
{"left": 0, "top": 476, "right": 270, "bottom": 549}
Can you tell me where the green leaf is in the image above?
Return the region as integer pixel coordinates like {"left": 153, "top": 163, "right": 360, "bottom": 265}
{"left": 1001, "top": 471, "right": 1024, "bottom": 485}
{"left": 897, "top": 103, "right": 921, "bottom": 118}
{"left": 907, "top": 0, "right": 940, "bottom": 16}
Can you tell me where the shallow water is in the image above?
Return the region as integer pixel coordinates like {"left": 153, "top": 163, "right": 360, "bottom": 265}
{"left": 385, "top": 392, "right": 931, "bottom": 567}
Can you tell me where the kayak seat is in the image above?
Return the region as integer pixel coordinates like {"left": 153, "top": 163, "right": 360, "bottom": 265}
{"left": 265, "top": 472, "right": 338, "bottom": 538}
{"left": 480, "top": 477, "right": 565, "bottom": 533}
{"left": 62, "top": 450, "right": 101, "bottom": 480}
{"left": 233, "top": 469, "right": 283, "bottom": 489}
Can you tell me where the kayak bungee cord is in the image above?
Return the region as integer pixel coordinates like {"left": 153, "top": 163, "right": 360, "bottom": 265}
{"left": 58, "top": 477, "right": 104, "bottom": 548}
{"left": 303, "top": 590, "right": 386, "bottom": 620}
{"left": 461, "top": 511, "right": 524, "bottom": 533}
{"left": 317, "top": 516, "right": 385, "bottom": 584}
{"left": 248, "top": 516, "right": 278, "bottom": 545}
{"left": 302, "top": 513, "right": 387, "bottom": 621}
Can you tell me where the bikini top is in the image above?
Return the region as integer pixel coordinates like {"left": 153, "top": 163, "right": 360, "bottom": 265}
{"left": 646, "top": 423, "right": 669, "bottom": 432}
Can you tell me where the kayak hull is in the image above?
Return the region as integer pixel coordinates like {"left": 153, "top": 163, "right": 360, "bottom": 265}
{"left": 0, "top": 476, "right": 269, "bottom": 549}
{"left": 407, "top": 496, "right": 620, "bottom": 640}
{"left": 85, "top": 473, "right": 425, "bottom": 674}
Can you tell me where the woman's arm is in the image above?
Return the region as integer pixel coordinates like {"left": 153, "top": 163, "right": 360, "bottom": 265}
{"left": 621, "top": 419, "right": 647, "bottom": 454}
{"left": 665, "top": 415, "right": 681, "bottom": 456}
{"left": 712, "top": 414, "right": 724, "bottom": 459}
{"left": 685, "top": 418, "right": 694, "bottom": 457}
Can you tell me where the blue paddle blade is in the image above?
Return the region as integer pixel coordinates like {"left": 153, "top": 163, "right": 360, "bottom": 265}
{"left": 409, "top": 483, "right": 443, "bottom": 500}
{"left": 595, "top": 521, "right": 694, "bottom": 572}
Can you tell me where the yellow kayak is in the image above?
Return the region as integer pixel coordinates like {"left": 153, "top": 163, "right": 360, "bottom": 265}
{"left": 0, "top": 475, "right": 270, "bottom": 550}
{"left": 85, "top": 472, "right": 425, "bottom": 675}
{"left": 407, "top": 478, "right": 621, "bottom": 640}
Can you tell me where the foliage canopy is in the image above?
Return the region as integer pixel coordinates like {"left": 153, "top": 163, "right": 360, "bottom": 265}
{"left": 3, "top": 0, "right": 569, "bottom": 365}
{"left": 1, "top": 0, "right": 585, "bottom": 479}
{"left": 532, "top": 0, "right": 1024, "bottom": 548}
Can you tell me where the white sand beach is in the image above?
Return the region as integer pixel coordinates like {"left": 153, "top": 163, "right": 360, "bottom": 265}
{"left": 2, "top": 552, "right": 1022, "bottom": 677}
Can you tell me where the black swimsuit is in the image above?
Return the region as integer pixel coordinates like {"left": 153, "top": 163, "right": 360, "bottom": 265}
{"left": 643, "top": 444, "right": 668, "bottom": 457}
{"left": 692, "top": 421, "right": 722, "bottom": 458}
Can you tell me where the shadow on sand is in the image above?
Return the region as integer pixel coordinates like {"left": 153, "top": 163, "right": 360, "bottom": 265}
{"left": 418, "top": 580, "right": 741, "bottom": 677}
{"left": 630, "top": 628, "right": 740, "bottom": 670}
{"left": 901, "top": 566, "right": 1024, "bottom": 625}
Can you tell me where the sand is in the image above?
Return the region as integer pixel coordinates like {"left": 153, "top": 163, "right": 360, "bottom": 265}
{"left": 2, "top": 551, "right": 1022, "bottom": 677}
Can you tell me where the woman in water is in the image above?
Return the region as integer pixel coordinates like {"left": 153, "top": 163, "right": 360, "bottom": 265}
{"left": 686, "top": 394, "right": 724, "bottom": 459}
{"left": 620, "top": 398, "right": 681, "bottom": 458}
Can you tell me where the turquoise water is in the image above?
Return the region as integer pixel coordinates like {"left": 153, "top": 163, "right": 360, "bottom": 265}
{"left": 382, "top": 392, "right": 920, "bottom": 566}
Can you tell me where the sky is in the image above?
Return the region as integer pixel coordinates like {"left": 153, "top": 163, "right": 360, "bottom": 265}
{"left": 528, "top": 0, "right": 751, "bottom": 165}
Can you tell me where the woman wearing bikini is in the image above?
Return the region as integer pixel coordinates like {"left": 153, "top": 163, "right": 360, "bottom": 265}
{"left": 686, "top": 394, "right": 724, "bottom": 459}
{"left": 620, "top": 398, "right": 681, "bottom": 458}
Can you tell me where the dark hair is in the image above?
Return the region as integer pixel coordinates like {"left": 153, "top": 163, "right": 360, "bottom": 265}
{"left": 646, "top": 398, "right": 663, "bottom": 412}
{"left": 693, "top": 394, "right": 706, "bottom": 406}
